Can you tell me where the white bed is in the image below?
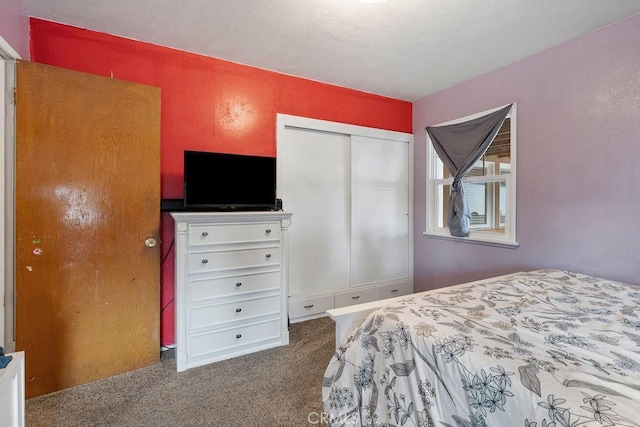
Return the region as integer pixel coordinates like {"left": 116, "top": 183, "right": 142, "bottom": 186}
{"left": 323, "top": 269, "right": 640, "bottom": 427}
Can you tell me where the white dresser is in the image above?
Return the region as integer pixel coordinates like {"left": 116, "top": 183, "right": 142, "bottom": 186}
{"left": 171, "top": 211, "right": 292, "bottom": 372}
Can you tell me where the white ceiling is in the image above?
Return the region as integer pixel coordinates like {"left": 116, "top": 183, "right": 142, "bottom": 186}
{"left": 19, "top": 0, "right": 640, "bottom": 101}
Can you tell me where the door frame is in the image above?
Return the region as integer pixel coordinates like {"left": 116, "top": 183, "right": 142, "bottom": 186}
{"left": 0, "top": 36, "right": 20, "bottom": 351}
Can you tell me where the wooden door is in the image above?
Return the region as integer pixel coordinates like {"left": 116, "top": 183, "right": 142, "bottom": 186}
{"left": 15, "top": 60, "right": 161, "bottom": 398}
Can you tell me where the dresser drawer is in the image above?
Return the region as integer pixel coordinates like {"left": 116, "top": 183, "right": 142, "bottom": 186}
{"left": 188, "top": 223, "right": 280, "bottom": 246}
{"left": 334, "top": 287, "right": 376, "bottom": 309}
{"left": 189, "top": 294, "right": 280, "bottom": 331}
{"left": 188, "top": 247, "right": 280, "bottom": 273}
{"left": 188, "top": 272, "right": 280, "bottom": 302}
{"left": 288, "top": 294, "right": 334, "bottom": 319}
{"left": 375, "top": 281, "right": 412, "bottom": 300}
{"left": 189, "top": 319, "right": 281, "bottom": 357}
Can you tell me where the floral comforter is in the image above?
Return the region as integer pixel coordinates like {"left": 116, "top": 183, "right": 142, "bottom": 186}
{"left": 322, "top": 269, "right": 640, "bottom": 427}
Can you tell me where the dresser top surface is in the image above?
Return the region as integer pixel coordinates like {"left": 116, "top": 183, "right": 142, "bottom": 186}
{"left": 171, "top": 211, "right": 292, "bottom": 224}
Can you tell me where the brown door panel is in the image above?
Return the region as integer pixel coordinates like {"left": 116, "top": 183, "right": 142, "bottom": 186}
{"left": 15, "top": 60, "right": 161, "bottom": 397}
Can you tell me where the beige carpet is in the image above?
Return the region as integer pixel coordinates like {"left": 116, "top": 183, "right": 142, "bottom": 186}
{"left": 25, "top": 316, "right": 336, "bottom": 427}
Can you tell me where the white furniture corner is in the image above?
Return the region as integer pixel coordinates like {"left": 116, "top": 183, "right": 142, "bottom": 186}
{"left": 171, "top": 211, "right": 292, "bottom": 372}
{"left": 0, "top": 351, "right": 25, "bottom": 427}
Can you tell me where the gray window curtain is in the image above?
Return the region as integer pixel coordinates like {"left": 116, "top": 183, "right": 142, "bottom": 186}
{"left": 426, "top": 104, "right": 512, "bottom": 237}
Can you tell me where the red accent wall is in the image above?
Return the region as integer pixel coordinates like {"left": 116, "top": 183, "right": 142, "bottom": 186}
{"left": 29, "top": 18, "right": 412, "bottom": 345}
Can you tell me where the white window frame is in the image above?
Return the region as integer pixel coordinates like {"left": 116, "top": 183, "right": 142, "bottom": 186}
{"left": 465, "top": 160, "right": 495, "bottom": 230}
{"left": 424, "top": 103, "right": 518, "bottom": 248}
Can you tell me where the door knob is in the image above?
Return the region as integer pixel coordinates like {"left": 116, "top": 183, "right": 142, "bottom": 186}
{"left": 144, "top": 237, "right": 157, "bottom": 248}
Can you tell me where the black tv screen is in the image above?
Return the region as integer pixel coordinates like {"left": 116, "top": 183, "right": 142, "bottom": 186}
{"left": 184, "top": 150, "right": 276, "bottom": 210}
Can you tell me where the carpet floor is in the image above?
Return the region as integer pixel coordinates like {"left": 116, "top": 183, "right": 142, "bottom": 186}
{"left": 25, "top": 316, "right": 336, "bottom": 427}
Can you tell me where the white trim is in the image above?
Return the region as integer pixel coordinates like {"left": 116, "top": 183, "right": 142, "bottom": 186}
{"left": 276, "top": 114, "right": 413, "bottom": 143}
{"left": 424, "top": 103, "right": 518, "bottom": 248}
{"left": 0, "top": 46, "right": 5, "bottom": 349}
{"left": 508, "top": 104, "right": 518, "bottom": 242}
{"left": 433, "top": 103, "right": 513, "bottom": 126}
{"left": 0, "top": 37, "right": 20, "bottom": 60}
{"left": 0, "top": 36, "right": 20, "bottom": 350}
{"left": 421, "top": 230, "right": 519, "bottom": 248}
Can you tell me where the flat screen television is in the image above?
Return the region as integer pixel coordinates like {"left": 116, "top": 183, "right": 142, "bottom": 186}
{"left": 183, "top": 150, "right": 277, "bottom": 211}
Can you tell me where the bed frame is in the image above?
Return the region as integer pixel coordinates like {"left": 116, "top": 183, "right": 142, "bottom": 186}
{"left": 327, "top": 297, "right": 405, "bottom": 350}
{"left": 326, "top": 273, "right": 516, "bottom": 350}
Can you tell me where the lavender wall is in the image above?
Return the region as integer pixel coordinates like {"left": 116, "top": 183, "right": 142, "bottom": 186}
{"left": 413, "top": 14, "right": 640, "bottom": 290}
{"left": 0, "top": 0, "right": 29, "bottom": 58}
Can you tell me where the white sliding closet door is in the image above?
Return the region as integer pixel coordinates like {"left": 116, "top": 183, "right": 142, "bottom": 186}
{"left": 280, "top": 127, "right": 350, "bottom": 296}
{"left": 350, "top": 136, "right": 409, "bottom": 287}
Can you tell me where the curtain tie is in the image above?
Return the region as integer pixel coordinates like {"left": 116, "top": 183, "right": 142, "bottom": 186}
{"left": 451, "top": 177, "right": 462, "bottom": 192}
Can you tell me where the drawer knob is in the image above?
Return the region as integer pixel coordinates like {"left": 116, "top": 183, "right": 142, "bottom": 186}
{"left": 265, "top": 229, "right": 272, "bottom": 234}
{"left": 201, "top": 259, "right": 208, "bottom": 264}
{"left": 265, "top": 253, "right": 272, "bottom": 259}
{"left": 236, "top": 334, "right": 242, "bottom": 339}
{"left": 304, "top": 304, "right": 314, "bottom": 309}
{"left": 201, "top": 232, "right": 208, "bottom": 237}
{"left": 391, "top": 289, "right": 399, "bottom": 293}
{"left": 236, "top": 282, "right": 242, "bottom": 287}
{"left": 235, "top": 308, "right": 242, "bottom": 313}
{"left": 352, "top": 296, "right": 360, "bottom": 300}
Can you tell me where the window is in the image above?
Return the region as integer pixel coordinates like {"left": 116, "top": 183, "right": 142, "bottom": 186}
{"left": 425, "top": 104, "right": 518, "bottom": 247}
